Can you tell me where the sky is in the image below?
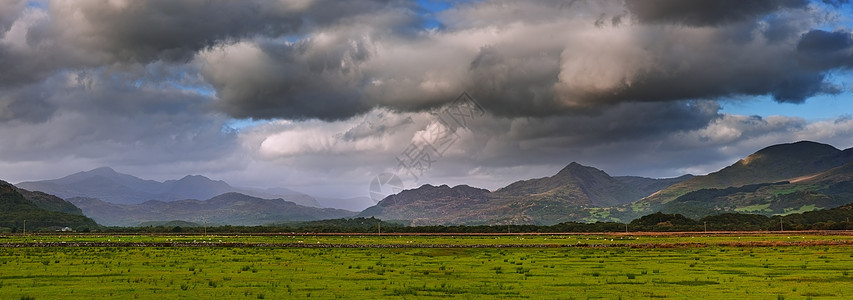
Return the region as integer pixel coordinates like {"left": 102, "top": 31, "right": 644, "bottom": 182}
{"left": 2, "top": 0, "right": 853, "bottom": 210}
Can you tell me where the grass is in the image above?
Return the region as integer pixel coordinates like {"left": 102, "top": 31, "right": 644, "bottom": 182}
{"left": 769, "top": 185, "right": 815, "bottom": 197}
{"left": 3, "top": 232, "right": 853, "bottom": 246}
{"left": 735, "top": 203, "right": 772, "bottom": 213}
{"left": 0, "top": 234, "right": 852, "bottom": 298}
{"left": 779, "top": 204, "right": 820, "bottom": 216}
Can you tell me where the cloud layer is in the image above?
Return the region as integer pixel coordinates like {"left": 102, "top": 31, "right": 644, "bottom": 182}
{"left": 1, "top": 0, "right": 853, "bottom": 208}
{"left": 3, "top": 0, "right": 852, "bottom": 119}
{"left": 194, "top": 0, "right": 852, "bottom": 119}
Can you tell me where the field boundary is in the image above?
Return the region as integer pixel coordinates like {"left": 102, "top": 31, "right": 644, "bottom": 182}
{"left": 3, "top": 240, "right": 853, "bottom": 249}
{"left": 5, "top": 230, "right": 853, "bottom": 237}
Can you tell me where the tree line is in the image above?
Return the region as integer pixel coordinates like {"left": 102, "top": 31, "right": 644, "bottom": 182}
{"left": 82, "top": 203, "right": 853, "bottom": 234}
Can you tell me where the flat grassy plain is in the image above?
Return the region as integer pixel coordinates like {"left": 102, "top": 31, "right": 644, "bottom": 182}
{"left": 1, "top": 233, "right": 852, "bottom": 299}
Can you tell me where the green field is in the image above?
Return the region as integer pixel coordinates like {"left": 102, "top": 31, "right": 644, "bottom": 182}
{"left": 1, "top": 233, "right": 853, "bottom": 299}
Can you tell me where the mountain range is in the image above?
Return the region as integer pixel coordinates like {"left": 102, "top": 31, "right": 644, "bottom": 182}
{"left": 17, "top": 167, "right": 322, "bottom": 207}
{"left": 13, "top": 167, "right": 364, "bottom": 227}
{"left": 68, "top": 193, "right": 357, "bottom": 227}
{"left": 7, "top": 140, "right": 853, "bottom": 227}
{"left": 361, "top": 141, "right": 853, "bottom": 225}
{"left": 359, "top": 162, "right": 694, "bottom": 225}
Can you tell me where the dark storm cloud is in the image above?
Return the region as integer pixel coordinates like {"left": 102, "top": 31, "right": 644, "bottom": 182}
{"left": 624, "top": 0, "right": 808, "bottom": 26}
{"left": 0, "top": 0, "right": 26, "bottom": 32}
{"left": 549, "top": 1, "right": 847, "bottom": 107}
{"left": 796, "top": 29, "right": 853, "bottom": 70}
{"left": 48, "top": 0, "right": 406, "bottom": 64}
{"left": 51, "top": 0, "right": 301, "bottom": 63}
{"left": 0, "top": 84, "right": 56, "bottom": 123}
{"left": 4, "top": 0, "right": 849, "bottom": 122}
{"left": 188, "top": 0, "right": 853, "bottom": 121}
{"left": 506, "top": 101, "right": 719, "bottom": 146}
{"left": 0, "top": 47, "right": 54, "bottom": 87}
{"left": 201, "top": 39, "right": 375, "bottom": 121}
{"left": 0, "top": 0, "right": 407, "bottom": 88}
{"left": 798, "top": 29, "right": 853, "bottom": 52}
{"left": 770, "top": 73, "right": 841, "bottom": 103}
{"left": 0, "top": 70, "right": 236, "bottom": 165}
{"left": 465, "top": 45, "right": 565, "bottom": 117}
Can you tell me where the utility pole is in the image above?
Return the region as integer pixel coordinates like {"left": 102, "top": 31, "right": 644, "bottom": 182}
{"left": 704, "top": 221, "right": 707, "bottom": 233}
{"left": 378, "top": 221, "right": 381, "bottom": 236}
{"left": 23, "top": 220, "right": 26, "bottom": 236}
{"left": 625, "top": 223, "right": 628, "bottom": 233}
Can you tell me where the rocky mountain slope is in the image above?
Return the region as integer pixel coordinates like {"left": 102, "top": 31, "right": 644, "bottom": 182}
{"left": 360, "top": 163, "right": 692, "bottom": 225}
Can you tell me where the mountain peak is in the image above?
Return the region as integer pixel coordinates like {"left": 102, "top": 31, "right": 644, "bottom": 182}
{"left": 733, "top": 141, "right": 841, "bottom": 170}
{"left": 556, "top": 162, "right": 607, "bottom": 178}
{"left": 750, "top": 141, "right": 839, "bottom": 159}
{"left": 557, "top": 162, "right": 587, "bottom": 173}
{"left": 178, "top": 174, "right": 213, "bottom": 181}
{"left": 71, "top": 166, "right": 122, "bottom": 179}
{"left": 376, "top": 183, "right": 489, "bottom": 207}
{"left": 88, "top": 166, "right": 118, "bottom": 174}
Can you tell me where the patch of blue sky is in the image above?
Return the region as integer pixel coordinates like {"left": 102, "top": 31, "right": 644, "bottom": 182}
{"left": 170, "top": 82, "right": 215, "bottom": 97}
{"left": 132, "top": 77, "right": 216, "bottom": 97}
{"left": 418, "top": 0, "right": 461, "bottom": 30}
{"left": 416, "top": 0, "right": 483, "bottom": 30}
{"left": 279, "top": 33, "right": 310, "bottom": 44}
{"left": 222, "top": 118, "right": 269, "bottom": 133}
{"left": 418, "top": 0, "right": 453, "bottom": 12}
{"left": 418, "top": 0, "right": 453, "bottom": 29}
{"left": 814, "top": 0, "right": 853, "bottom": 30}
{"left": 721, "top": 94, "right": 853, "bottom": 121}
{"left": 722, "top": 71, "right": 853, "bottom": 120}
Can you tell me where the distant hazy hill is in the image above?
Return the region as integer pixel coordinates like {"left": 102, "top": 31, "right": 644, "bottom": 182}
{"left": 137, "top": 220, "right": 202, "bottom": 228}
{"left": 18, "top": 167, "right": 321, "bottom": 207}
{"left": 315, "top": 196, "right": 376, "bottom": 212}
{"left": 69, "top": 192, "right": 357, "bottom": 227}
{"left": 359, "top": 163, "right": 691, "bottom": 225}
{"left": 15, "top": 188, "right": 85, "bottom": 215}
{"left": 0, "top": 180, "right": 98, "bottom": 231}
